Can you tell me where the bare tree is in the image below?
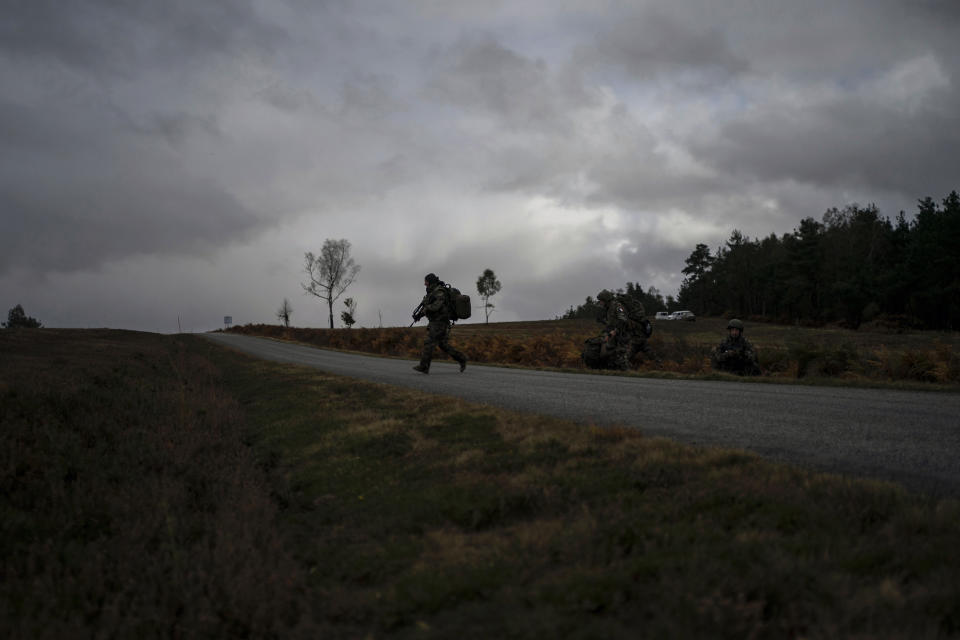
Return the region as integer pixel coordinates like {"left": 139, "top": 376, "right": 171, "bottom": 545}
{"left": 476, "top": 268, "right": 502, "bottom": 324}
{"left": 340, "top": 297, "right": 358, "bottom": 328}
{"left": 302, "top": 239, "right": 361, "bottom": 329}
{"left": 276, "top": 298, "right": 293, "bottom": 327}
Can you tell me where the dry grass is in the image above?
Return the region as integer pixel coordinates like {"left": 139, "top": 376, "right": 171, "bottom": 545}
{"left": 226, "top": 317, "right": 960, "bottom": 387}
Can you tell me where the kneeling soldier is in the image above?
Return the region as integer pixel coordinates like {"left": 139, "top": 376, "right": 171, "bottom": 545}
{"left": 711, "top": 319, "right": 761, "bottom": 375}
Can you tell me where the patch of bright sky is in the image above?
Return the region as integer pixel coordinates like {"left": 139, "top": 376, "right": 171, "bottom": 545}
{"left": 861, "top": 54, "right": 950, "bottom": 112}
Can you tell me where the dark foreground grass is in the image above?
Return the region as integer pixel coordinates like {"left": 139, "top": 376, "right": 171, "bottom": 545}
{"left": 3, "top": 330, "right": 960, "bottom": 638}
{"left": 1, "top": 330, "right": 315, "bottom": 638}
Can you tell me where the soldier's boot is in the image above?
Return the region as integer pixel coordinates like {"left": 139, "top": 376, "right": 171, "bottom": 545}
{"left": 445, "top": 347, "right": 467, "bottom": 372}
{"left": 413, "top": 361, "right": 430, "bottom": 374}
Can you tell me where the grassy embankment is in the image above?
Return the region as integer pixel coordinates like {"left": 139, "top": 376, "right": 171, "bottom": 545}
{"left": 2, "top": 329, "right": 959, "bottom": 638}
{"left": 227, "top": 316, "right": 960, "bottom": 389}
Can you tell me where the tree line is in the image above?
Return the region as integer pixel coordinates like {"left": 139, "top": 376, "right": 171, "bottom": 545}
{"left": 560, "top": 281, "right": 672, "bottom": 320}
{"left": 676, "top": 191, "right": 960, "bottom": 330}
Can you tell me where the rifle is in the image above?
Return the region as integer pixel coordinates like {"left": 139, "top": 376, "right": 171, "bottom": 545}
{"left": 409, "top": 302, "right": 425, "bottom": 327}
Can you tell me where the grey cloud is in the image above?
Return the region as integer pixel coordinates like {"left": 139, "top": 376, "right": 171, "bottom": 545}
{"left": 0, "top": 0, "right": 286, "bottom": 76}
{"left": 693, "top": 85, "right": 960, "bottom": 201}
{"left": 502, "top": 257, "right": 626, "bottom": 321}
{"left": 582, "top": 108, "right": 718, "bottom": 210}
{"left": 719, "top": 0, "right": 959, "bottom": 77}
{"left": 618, "top": 234, "right": 704, "bottom": 290}
{"left": 0, "top": 100, "right": 91, "bottom": 152}
{"left": 340, "top": 73, "right": 401, "bottom": 119}
{"left": 4, "top": 0, "right": 960, "bottom": 331}
{"left": 476, "top": 98, "right": 721, "bottom": 213}
{"left": 127, "top": 112, "right": 222, "bottom": 147}
{"left": 0, "top": 0, "right": 121, "bottom": 72}
{"left": 574, "top": 7, "right": 748, "bottom": 82}
{"left": 478, "top": 144, "right": 570, "bottom": 195}
{"left": 0, "top": 173, "right": 261, "bottom": 275}
{"left": 257, "top": 82, "right": 322, "bottom": 113}
{"left": 0, "top": 90, "right": 261, "bottom": 276}
{"left": 425, "top": 34, "right": 598, "bottom": 131}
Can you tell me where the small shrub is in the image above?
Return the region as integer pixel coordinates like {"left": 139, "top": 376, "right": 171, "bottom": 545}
{"left": 934, "top": 342, "right": 960, "bottom": 383}
{"left": 868, "top": 314, "right": 924, "bottom": 334}
{"left": 897, "top": 350, "right": 938, "bottom": 383}
{"left": 820, "top": 343, "right": 859, "bottom": 377}
{"left": 788, "top": 342, "right": 821, "bottom": 378}
{"left": 758, "top": 348, "right": 791, "bottom": 374}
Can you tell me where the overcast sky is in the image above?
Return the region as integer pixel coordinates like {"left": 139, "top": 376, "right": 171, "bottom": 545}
{"left": 2, "top": 0, "right": 958, "bottom": 331}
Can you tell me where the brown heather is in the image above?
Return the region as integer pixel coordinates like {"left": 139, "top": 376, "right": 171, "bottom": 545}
{"left": 1, "top": 330, "right": 319, "bottom": 638}
{"left": 227, "top": 316, "right": 960, "bottom": 387}
{"left": 3, "top": 328, "right": 959, "bottom": 638}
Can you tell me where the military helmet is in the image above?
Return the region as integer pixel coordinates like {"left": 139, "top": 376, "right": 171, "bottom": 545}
{"left": 597, "top": 289, "right": 613, "bottom": 302}
{"left": 727, "top": 318, "right": 745, "bottom": 330}
{"left": 424, "top": 273, "right": 439, "bottom": 285}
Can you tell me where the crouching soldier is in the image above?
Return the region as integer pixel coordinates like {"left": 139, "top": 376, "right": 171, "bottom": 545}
{"left": 711, "top": 319, "right": 761, "bottom": 375}
{"left": 596, "top": 289, "right": 632, "bottom": 371}
{"left": 412, "top": 273, "right": 467, "bottom": 374}
{"left": 616, "top": 292, "right": 653, "bottom": 362}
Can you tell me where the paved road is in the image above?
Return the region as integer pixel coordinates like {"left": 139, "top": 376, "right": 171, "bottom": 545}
{"left": 204, "top": 333, "right": 960, "bottom": 497}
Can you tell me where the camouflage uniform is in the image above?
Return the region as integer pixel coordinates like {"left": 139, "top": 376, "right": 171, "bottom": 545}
{"left": 414, "top": 278, "right": 466, "bottom": 374}
{"left": 616, "top": 294, "right": 651, "bottom": 362}
{"left": 711, "top": 328, "right": 760, "bottom": 376}
{"left": 596, "top": 291, "right": 632, "bottom": 370}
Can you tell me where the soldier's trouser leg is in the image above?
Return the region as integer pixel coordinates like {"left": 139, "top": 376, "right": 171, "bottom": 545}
{"left": 629, "top": 337, "right": 647, "bottom": 361}
{"left": 419, "top": 322, "right": 442, "bottom": 370}
{"left": 612, "top": 333, "right": 632, "bottom": 370}
{"left": 437, "top": 324, "right": 467, "bottom": 371}
{"left": 420, "top": 321, "right": 466, "bottom": 370}
{"left": 438, "top": 333, "right": 466, "bottom": 365}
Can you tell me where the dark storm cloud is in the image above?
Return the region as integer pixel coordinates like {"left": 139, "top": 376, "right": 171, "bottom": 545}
{"left": 126, "top": 112, "right": 222, "bottom": 147}
{"left": 717, "top": 0, "right": 960, "bottom": 76}
{"left": 257, "top": 81, "right": 322, "bottom": 113}
{"left": 558, "top": 0, "right": 960, "bottom": 222}
{"left": 574, "top": 7, "right": 748, "bottom": 82}
{"left": 426, "top": 33, "right": 599, "bottom": 132}
{"left": 0, "top": 0, "right": 284, "bottom": 277}
{"left": 0, "top": 98, "right": 261, "bottom": 275}
{"left": 0, "top": 100, "right": 90, "bottom": 152}
{"left": 692, "top": 67, "right": 960, "bottom": 201}
{"left": 0, "top": 170, "right": 260, "bottom": 274}
{"left": 423, "top": 35, "right": 686, "bottom": 209}
{"left": 0, "top": 0, "right": 285, "bottom": 75}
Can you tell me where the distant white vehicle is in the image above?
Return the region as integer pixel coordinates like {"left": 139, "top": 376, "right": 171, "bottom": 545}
{"left": 654, "top": 311, "right": 672, "bottom": 320}
{"left": 672, "top": 310, "right": 696, "bottom": 321}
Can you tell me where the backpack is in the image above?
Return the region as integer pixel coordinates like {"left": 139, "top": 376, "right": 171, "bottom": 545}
{"left": 581, "top": 335, "right": 607, "bottom": 369}
{"left": 445, "top": 285, "right": 472, "bottom": 321}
